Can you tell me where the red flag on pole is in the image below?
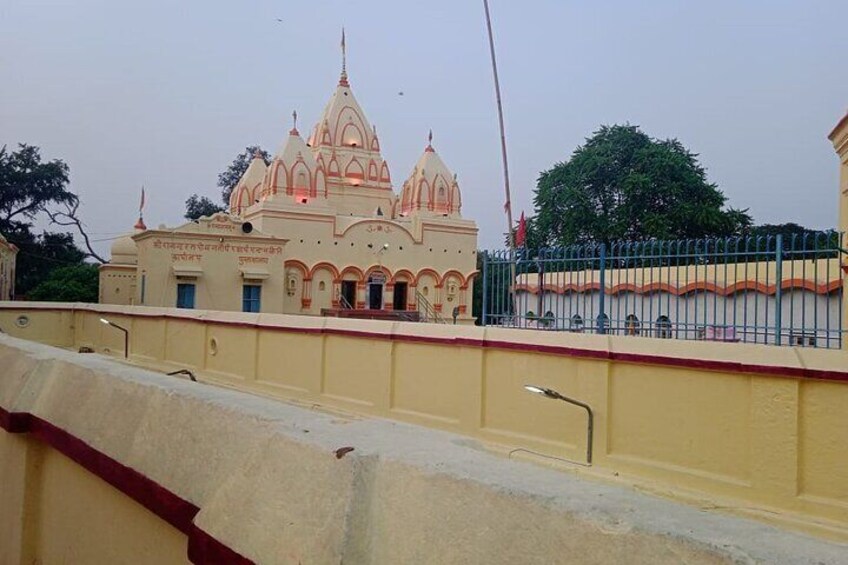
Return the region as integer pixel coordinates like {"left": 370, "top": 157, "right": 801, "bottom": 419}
{"left": 516, "top": 211, "right": 527, "bottom": 247}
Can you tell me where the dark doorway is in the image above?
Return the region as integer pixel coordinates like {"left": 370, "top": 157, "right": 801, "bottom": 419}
{"left": 393, "top": 282, "right": 408, "bottom": 311}
{"left": 341, "top": 281, "right": 356, "bottom": 309}
{"left": 368, "top": 274, "right": 385, "bottom": 310}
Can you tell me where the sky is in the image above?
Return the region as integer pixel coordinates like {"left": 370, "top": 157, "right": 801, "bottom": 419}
{"left": 1, "top": 0, "right": 846, "bottom": 256}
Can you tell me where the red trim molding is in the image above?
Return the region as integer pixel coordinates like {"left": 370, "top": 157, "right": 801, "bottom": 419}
{"left": 0, "top": 407, "right": 254, "bottom": 565}
{"left": 2, "top": 305, "right": 848, "bottom": 383}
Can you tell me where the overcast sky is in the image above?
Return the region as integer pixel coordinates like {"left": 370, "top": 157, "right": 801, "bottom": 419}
{"left": 2, "top": 0, "right": 846, "bottom": 255}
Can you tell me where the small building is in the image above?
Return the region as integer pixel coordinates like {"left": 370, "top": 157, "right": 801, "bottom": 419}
{"left": 0, "top": 234, "right": 18, "bottom": 300}
{"left": 513, "top": 258, "right": 843, "bottom": 347}
{"left": 100, "top": 214, "right": 286, "bottom": 312}
{"left": 100, "top": 42, "right": 478, "bottom": 322}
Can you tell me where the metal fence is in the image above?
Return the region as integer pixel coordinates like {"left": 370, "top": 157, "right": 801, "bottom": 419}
{"left": 481, "top": 232, "right": 845, "bottom": 348}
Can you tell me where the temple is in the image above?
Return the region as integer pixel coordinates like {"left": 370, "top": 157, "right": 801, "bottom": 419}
{"left": 100, "top": 35, "right": 478, "bottom": 322}
{"left": 0, "top": 234, "right": 17, "bottom": 301}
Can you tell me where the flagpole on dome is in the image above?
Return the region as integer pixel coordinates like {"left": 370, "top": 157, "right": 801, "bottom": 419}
{"left": 339, "top": 27, "right": 349, "bottom": 86}
{"left": 134, "top": 186, "right": 147, "bottom": 230}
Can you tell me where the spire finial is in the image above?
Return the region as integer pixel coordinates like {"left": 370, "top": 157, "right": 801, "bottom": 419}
{"left": 425, "top": 130, "right": 435, "bottom": 152}
{"left": 135, "top": 185, "right": 147, "bottom": 230}
{"left": 339, "top": 27, "right": 349, "bottom": 86}
{"left": 290, "top": 110, "right": 299, "bottom": 135}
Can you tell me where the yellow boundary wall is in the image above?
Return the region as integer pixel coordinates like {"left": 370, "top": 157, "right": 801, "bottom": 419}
{"left": 1, "top": 302, "right": 846, "bottom": 537}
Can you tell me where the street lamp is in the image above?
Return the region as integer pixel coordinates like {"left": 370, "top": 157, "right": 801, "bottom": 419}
{"left": 100, "top": 318, "right": 129, "bottom": 359}
{"left": 524, "top": 384, "right": 594, "bottom": 465}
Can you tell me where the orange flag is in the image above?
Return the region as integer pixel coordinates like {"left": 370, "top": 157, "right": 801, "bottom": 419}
{"left": 516, "top": 211, "right": 527, "bottom": 247}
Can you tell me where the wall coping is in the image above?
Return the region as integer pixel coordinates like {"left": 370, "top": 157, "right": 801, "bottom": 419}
{"left": 1, "top": 335, "right": 846, "bottom": 563}
{"left": 2, "top": 302, "right": 847, "bottom": 383}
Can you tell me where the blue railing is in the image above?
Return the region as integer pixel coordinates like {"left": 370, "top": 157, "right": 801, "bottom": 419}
{"left": 481, "top": 232, "right": 845, "bottom": 348}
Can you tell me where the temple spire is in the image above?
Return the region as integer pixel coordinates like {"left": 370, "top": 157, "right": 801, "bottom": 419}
{"left": 339, "top": 27, "right": 349, "bottom": 86}
{"left": 425, "top": 129, "right": 435, "bottom": 152}
{"left": 290, "top": 110, "right": 299, "bottom": 135}
{"left": 134, "top": 186, "right": 147, "bottom": 230}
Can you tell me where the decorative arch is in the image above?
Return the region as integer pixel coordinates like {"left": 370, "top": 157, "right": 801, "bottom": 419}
{"left": 327, "top": 153, "right": 341, "bottom": 177}
{"left": 367, "top": 160, "right": 379, "bottom": 181}
{"left": 269, "top": 161, "right": 288, "bottom": 195}
{"left": 416, "top": 179, "right": 432, "bottom": 210}
{"left": 339, "top": 219, "right": 416, "bottom": 240}
{"left": 284, "top": 259, "right": 309, "bottom": 279}
{"left": 289, "top": 160, "right": 312, "bottom": 198}
{"left": 379, "top": 161, "right": 391, "bottom": 183}
{"left": 450, "top": 184, "right": 462, "bottom": 214}
{"left": 231, "top": 185, "right": 250, "bottom": 213}
{"left": 391, "top": 269, "right": 415, "bottom": 284}
{"left": 415, "top": 268, "right": 442, "bottom": 287}
{"left": 433, "top": 174, "right": 450, "bottom": 213}
{"left": 344, "top": 157, "right": 365, "bottom": 180}
{"left": 309, "top": 261, "right": 340, "bottom": 280}
{"left": 339, "top": 265, "right": 365, "bottom": 282}
{"left": 248, "top": 182, "right": 262, "bottom": 205}
{"left": 464, "top": 270, "right": 479, "bottom": 288}
{"left": 315, "top": 167, "right": 327, "bottom": 198}
{"left": 364, "top": 264, "right": 392, "bottom": 280}
{"left": 340, "top": 122, "right": 365, "bottom": 148}
{"left": 400, "top": 183, "right": 413, "bottom": 211}
{"left": 441, "top": 269, "right": 466, "bottom": 288}
{"left": 333, "top": 106, "right": 369, "bottom": 147}
{"left": 320, "top": 122, "right": 333, "bottom": 146}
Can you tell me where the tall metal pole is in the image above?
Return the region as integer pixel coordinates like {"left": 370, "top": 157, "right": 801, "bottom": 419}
{"left": 483, "top": 0, "right": 518, "bottom": 322}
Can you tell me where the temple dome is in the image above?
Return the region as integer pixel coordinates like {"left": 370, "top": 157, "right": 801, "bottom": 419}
{"left": 110, "top": 234, "right": 138, "bottom": 265}
{"left": 399, "top": 134, "right": 462, "bottom": 218}
{"left": 262, "top": 123, "right": 325, "bottom": 203}
{"left": 229, "top": 151, "right": 268, "bottom": 215}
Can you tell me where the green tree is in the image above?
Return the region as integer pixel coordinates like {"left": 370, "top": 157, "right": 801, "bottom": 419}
{"left": 28, "top": 263, "right": 99, "bottom": 303}
{"left": 218, "top": 145, "right": 270, "bottom": 205}
{"left": 0, "top": 144, "right": 74, "bottom": 235}
{"left": 0, "top": 144, "right": 94, "bottom": 295}
{"left": 532, "top": 125, "right": 751, "bottom": 246}
{"left": 14, "top": 232, "right": 87, "bottom": 296}
{"left": 184, "top": 194, "right": 225, "bottom": 220}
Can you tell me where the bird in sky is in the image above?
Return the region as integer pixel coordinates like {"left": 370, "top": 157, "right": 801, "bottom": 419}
{"left": 398, "top": 91, "right": 404, "bottom": 96}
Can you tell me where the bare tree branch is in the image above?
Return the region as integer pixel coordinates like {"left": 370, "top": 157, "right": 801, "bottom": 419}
{"left": 46, "top": 200, "right": 107, "bottom": 263}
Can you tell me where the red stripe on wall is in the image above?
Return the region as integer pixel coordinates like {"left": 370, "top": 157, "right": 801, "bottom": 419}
{"left": 0, "top": 407, "right": 254, "bottom": 565}
{"left": 2, "top": 305, "right": 848, "bottom": 383}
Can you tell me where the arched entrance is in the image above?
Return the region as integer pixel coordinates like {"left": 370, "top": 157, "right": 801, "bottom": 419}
{"left": 368, "top": 273, "right": 385, "bottom": 309}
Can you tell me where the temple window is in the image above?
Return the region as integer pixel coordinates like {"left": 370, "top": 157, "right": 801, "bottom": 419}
{"left": 242, "top": 284, "right": 262, "bottom": 313}
{"left": 176, "top": 283, "right": 195, "bottom": 309}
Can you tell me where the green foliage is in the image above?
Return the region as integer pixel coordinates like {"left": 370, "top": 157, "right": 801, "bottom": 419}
{"left": 532, "top": 125, "right": 751, "bottom": 246}
{"left": 0, "top": 144, "right": 89, "bottom": 295}
{"left": 0, "top": 144, "right": 74, "bottom": 235}
{"left": 28, "top": 263, "right": 99, "bottom": 303}
{"left": 13, "top": 231, "right": 87, "bottom": 296}
{"left": 184, "top": 194, "right": 225, "bottom": 220}
{"left": 748, "top": 222, "right": 820, "bottom": 240}
{"left": 218, "top": 145, "right": 270, "bottom": 205}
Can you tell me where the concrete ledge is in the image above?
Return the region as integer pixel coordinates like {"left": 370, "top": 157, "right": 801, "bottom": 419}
{"left": 3, "top": 301, "right": 848, "bottom": 382}
{"left": 1, "top": 335, "right": 846, "bottom": 564}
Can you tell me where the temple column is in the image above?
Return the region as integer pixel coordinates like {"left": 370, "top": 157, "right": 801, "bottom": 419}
{"left": 828, "top": 113, "right": 848, "bottom": 348}
{"left": 356, "top": 282, "right": 366, "bottom": 309}
{"left": 384, "top": 282, "right": 395, "bottom": 311}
